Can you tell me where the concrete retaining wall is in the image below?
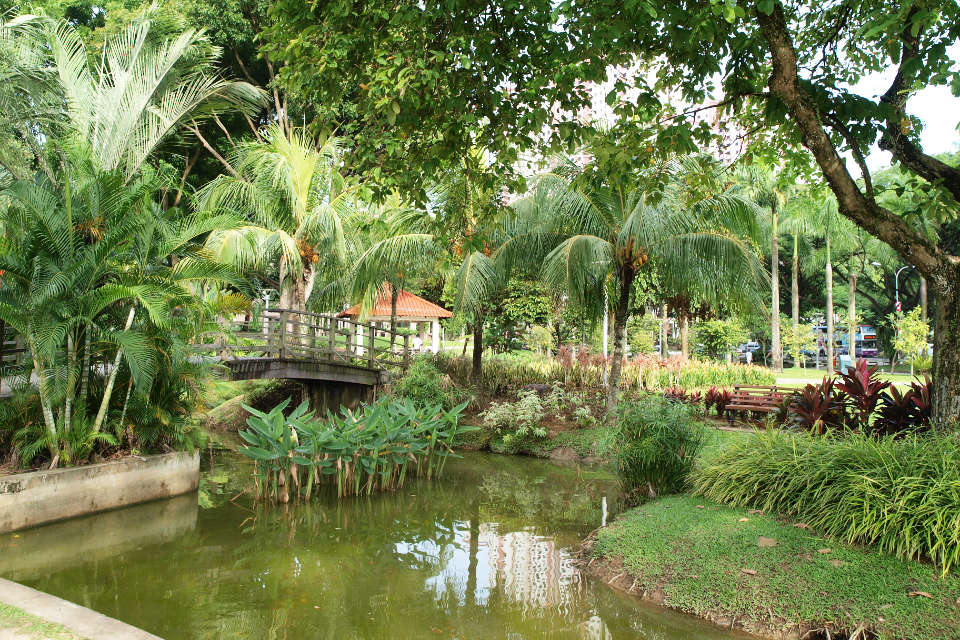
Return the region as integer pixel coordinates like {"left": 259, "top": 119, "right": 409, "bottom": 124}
{"left": 0, "top": 451, "right": 199, "bottom": 534}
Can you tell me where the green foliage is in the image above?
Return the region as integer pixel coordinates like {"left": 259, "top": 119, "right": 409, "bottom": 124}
{"left": 612, "top": 395, "right": 703, "bottom": 503}
{"left": 692, "top": 318, "right": 749, "bottom": 361}
{"left": 482, "top": 390, "right": 548, "bottom": 447}
{"left": 432, "top": 351, "right": 774, "bottom": 395}
{"left": 781, "top": 321, "right": 815, "bottom": 366}
{"left": 392, "top": 357, "right": 461, "bottom": 410}
{"left": 239, "top": 396, "right": 472, "bottom": 501}
{"left": 526, "top": 325, "right": 554, "bottom": 355}
{"left": 626, "top": 314, "right": 659, "bottom": 354}
{"left": 890, "top": 307, "right": 930, "bottom": 367}
{"left": 693, "top": 430, "right": 960, "bottom": 575}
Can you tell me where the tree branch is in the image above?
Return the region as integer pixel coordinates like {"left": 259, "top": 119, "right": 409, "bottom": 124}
{"left": 823, "top": 111, "right": 874, "bottom": 201}
{"left": 875, "top": 7, "right": 960, "bottom": 202}
{"left": 755, "top": 2, "right": 952, "bottom": 294}
{"left": 187, "top": 121, "right": 238, "bottom": 177}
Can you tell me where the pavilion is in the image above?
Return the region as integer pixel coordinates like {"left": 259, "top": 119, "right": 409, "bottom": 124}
{"left": 337, "top": 286, "right": 453, "bottom": 353}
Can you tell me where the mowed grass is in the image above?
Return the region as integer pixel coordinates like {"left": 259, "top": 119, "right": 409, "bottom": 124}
{"left": 593, "top": 495, "right": 960, "bottom": 640}
{"left": 776, "top": 366, "right": 918, "bottom": 386}
{"left": 0, "top": 603, "right": 85, "bottom": 640}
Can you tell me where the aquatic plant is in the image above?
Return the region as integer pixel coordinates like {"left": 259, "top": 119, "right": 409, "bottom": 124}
{"left": 238, "top": 397, "right": 472, "bottom": 501}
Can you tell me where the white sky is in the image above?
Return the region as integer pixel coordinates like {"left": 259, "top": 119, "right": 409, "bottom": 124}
{"left": 856, "top": 47, "right": 960, "bottom": 172}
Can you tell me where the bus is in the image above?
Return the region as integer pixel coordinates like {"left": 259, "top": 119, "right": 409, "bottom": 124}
{"left": 811, "top": 325, "right": 879, "bottom": 359}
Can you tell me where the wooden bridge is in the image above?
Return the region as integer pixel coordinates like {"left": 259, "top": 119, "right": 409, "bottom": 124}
{"left": 194, "top": 308, "right": 413, "bottom": 384}
{"left": 193, "top": 308, "right": 415, "bottom": 410}
{"left": 1, "top": 309, "right": 414, "bottom": 407}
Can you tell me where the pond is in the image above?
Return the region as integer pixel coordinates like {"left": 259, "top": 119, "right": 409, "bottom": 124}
{"left": 2, "top": 451, "right": 744, "bottom": 639}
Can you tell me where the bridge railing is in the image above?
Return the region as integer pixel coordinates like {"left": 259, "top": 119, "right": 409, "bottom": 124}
{"left": 195, "top": 308, "right": 411, "bottom": 371}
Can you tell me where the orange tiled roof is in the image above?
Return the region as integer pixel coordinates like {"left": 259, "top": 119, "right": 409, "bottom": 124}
{"left": 337, "top": 286, "right": 453, "bottom": 319}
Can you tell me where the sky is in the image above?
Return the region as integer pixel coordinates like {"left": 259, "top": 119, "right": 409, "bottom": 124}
{"left": 856, "top": 48, "right": 960, "bottom": 172}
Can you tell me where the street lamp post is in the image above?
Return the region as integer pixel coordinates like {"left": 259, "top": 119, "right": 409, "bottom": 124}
{"left": 894, "top": 265, "right": 914, "bottom": 313}
{"left": 893, "top": 265, "right": 914, "bottom": 374}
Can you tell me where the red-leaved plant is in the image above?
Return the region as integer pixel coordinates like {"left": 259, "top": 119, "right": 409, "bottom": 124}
{"left": 876, "top": 377, "right": 932, "bottom": 436}
{"left": 836, "top": 360, "right": 889, "bottom": 431}
{"left": 785, "top": 377, "right": 848, "bottom": 435}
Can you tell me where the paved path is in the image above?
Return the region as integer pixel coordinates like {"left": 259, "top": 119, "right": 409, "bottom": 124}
{"left": 0, "top": 579, "right": 160, "bottom": 640}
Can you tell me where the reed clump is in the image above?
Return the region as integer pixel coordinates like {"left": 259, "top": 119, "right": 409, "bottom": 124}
{"left": 693, "top": 429, "right": 960, "bottom": 575}
{"left": 238, "top": 397, "right": 472, "bottom": 502}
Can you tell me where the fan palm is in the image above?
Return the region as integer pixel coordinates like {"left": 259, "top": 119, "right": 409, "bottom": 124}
{"left": 501, "top": 155, "right": 767, "bottom": 411}
{"left": 198, "top": 124, "right": 360, "bottom": 311}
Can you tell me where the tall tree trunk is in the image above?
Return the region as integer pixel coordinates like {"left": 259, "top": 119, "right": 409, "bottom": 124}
{"left": 79, "top": 323, "right": 91, "bottom": 411}
{"left": 771, "top": 207, "right": 782, "bottom": 371}
{"left": 471, "top": 318, "right": 484, "bottom": 380}
{"left": 825, "top": 237, "right": 835, "bottom": 375}
{"left": 389, "top": 284, "right": 400, "bottom": 349}
{"left": 932, "top": 275, "right": 960, "bottom": 428}
{"left": 31, "top": 350, "right": 60, "bottom": 465}
{"left": 607, "top": 265, "right": 635, "bottom": 413}
{"left": 680, "top": 313, "right": 689, "bottom": 359}
{"left": 92, "top": 306, "right": 136, "bottom": 434}
{"left": 63, "top": 333, "right": 77, "bottom": 440}
{"left": 791, "top": 233, "right": 800, "bottom": 330}
{"left": 920, "top": 276, "right": 928, "bottom": 323}
{"left": 659, "top": 303, "right": 669, "bottom": 359}
{"left": 847, "top": 270, "right": 858, "bottom": 371}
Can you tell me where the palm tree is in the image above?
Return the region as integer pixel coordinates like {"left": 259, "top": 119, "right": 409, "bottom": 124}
{"left": 198, "top": 124, "right": 360, "bottom": 311}
{"left": 502, "top": 156, "right": 767, "bottom": 411}
{"left": 739, "top": 165, "right": 786, "bottom": 371}
{"left": 44, "top": 10, "right": 263, "bottom": 180}
{"left": 343, "top": 149, "right": 507, "bottom": 377}
{"left": 0, "top": 13, "right": 261, "bottom": 466}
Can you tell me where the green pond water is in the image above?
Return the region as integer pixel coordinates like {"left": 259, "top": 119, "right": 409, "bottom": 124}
{"left": 2, "top": 451, "right": 744, "bottom": 639}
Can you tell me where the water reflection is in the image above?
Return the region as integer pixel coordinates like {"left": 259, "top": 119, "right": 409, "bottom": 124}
{"left": 5, "top": 452, "right": 742, "bottom": 640}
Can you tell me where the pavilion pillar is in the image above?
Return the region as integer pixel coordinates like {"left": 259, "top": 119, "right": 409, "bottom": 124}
{"left": 355, "top": 323, "right": 365, "bottom": 356}
{"left": 431, "top": 319, "right": 440, "bottom": 353}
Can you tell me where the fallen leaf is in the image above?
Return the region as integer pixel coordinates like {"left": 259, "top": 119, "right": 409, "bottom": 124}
{"left": 696, "top": 505, "right": 705, "bottom": 509}
{"left": 908, "top": 591, "right": 933, "bottom": 599}
{"left": 757, "top": 536, "right": 778, "bottom": 548}
{"left": 741, "top": 568, "right": 758, "bottom": 576}
{"left": 829, "top": 559, "right": 848, "bottom": 568}
{"left": 748, "top": 509, "right": 764, "bottom": 515}
{"left": 793, "top": 523, "right": 811, "bottom": 529}
{"left": 738, "top": 517, "right": 750, "bottom": 522}
{"left": 817, "top": 548, "right": 832, "bottom": 554}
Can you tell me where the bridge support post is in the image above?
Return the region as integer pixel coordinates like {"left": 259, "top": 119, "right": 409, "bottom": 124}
{"left": 367, "top": 323, "right": 376, "bottom": 368}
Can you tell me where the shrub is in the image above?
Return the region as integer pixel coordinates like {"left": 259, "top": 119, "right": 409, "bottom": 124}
{"left": 693, "top": 429, "right": 960, "bottom": 575}
{"left": 704, "top": 386, "right": 732, "bottom": 416}
{"left": 875, "top": 377, "right": 932, "bottom": 436}
{"left": 782, "top": 377, "right": 848, "bottom": 435}
{"left": 393, "top": 357, "right": 455, "bottom": 409}
{"left": 836, "top": 360, "right": 889, "bottom": 430}
{"left": 612, "top": 395, "right": 704, "bottom": 504}
{"left": 481, "top": 389, "right": 548, "bottom": 445}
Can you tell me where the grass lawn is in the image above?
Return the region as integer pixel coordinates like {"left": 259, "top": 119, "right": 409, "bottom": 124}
{"left": 776, "top": 366, "right": 919, "bottom": 386}
{"left": 589, "top": 495, "right": 960, "bottom": 640}
{"left": 0, "top": 603, "right": 85, "bottom": 640}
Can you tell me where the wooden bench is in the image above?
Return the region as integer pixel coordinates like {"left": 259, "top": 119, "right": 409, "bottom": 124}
{"left": 725, "top": 385, "right": 786, "bottom": 424}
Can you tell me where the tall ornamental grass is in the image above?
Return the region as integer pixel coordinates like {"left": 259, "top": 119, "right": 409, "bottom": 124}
{"left": 430, "top": 352, "right": 773, "bottom": 395}
{"left": 693, "top": 430, "right": 960, "bottom": 574}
